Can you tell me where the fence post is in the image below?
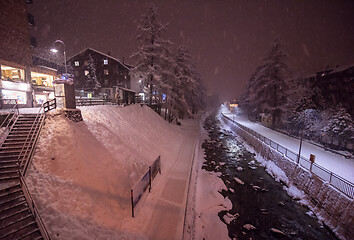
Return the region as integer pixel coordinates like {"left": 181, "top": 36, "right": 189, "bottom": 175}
{"left": 329, "top": 172, "right": 333, "bottom": 184}
{"left": 149, "top": 166, "right": 152, "bottom": 193}
{"left": 158, "top": 156, "right": 161, "bottom": 174}
{"left": 131, "top": 189, "right": 134, "bottom": 218}
{"left": 310, "top": 162, "right": 313, "bottom": 172}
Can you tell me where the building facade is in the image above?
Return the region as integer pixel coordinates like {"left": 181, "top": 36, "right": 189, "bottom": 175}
{"left": 299, "top": 64, "right": 354, "bottom": 116}
{"left": 68, "top": 48, "right": 135, "bottom": 104}
{"left": 0, "top": 0, "right": 58, "bottom": 108}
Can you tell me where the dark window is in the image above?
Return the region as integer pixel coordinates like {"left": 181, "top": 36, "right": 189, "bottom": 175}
{"left": 26, "top": 0, "right": 33, "bottom": 4}
{"left": 28, "top": 13, "right": 35, "bottom": 26}
{"left": 104, "top": 79, "right": 109, "bottom": 86}
{"left": 30, "top": 36, "right": 37, "bottom": 47}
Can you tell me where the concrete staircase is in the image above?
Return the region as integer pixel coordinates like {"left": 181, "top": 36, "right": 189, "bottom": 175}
{"left": 0, "top": 184, "right": 43, "bottom": 239}
{"left": 0, "top": 113, "right": 47, "bottom": 239}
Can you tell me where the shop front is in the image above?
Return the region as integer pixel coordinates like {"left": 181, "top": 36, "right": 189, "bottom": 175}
{"left": 31, "top": 71, "right": 55, "bottom": 106}
{"left": 0, "top": 64, "right": 31, "bottom": 108}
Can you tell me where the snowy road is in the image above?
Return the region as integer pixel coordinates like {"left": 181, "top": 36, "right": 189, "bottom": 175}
{"left": 222, "top": 107, "right": 354, "bottom": 183}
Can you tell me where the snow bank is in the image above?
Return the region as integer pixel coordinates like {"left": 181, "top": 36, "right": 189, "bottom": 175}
{"left": 26, "top": 105, "right": 186, "bottom": 239}
{"left": 194, "top": 112, "right": 231, "bottom": 240}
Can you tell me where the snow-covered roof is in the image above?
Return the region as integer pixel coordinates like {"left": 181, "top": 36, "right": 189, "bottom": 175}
{"left": 68, "top": 47, "right": 132, "bottom": 71}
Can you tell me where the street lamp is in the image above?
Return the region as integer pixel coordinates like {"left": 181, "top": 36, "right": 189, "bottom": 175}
{"left": 50, "top": 40, "right": 67, "bottom": 74}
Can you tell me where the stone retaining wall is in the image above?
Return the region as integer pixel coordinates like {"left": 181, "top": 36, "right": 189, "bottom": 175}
{"left": 224, "top": 118, "right": 353, "bottom": 240}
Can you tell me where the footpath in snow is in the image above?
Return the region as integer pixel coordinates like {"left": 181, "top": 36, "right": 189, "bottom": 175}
{"left": 25, "top": 104, "right": 199, "bottom": 240}
{"left": 222, "top": 106, "right": 354, "bottom": 183}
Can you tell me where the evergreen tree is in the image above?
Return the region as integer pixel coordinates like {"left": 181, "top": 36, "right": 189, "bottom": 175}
{"left": 132, "top": 5, "right": 173, "bottom": 107}
{"left": 86, "top": 54, "right": 101, "bottom": 92}
{"left": 322, "top": 106, "right": 354, "bottom": 142}
{"left": 242, "top": 39, "right": 291, "bottom": 126}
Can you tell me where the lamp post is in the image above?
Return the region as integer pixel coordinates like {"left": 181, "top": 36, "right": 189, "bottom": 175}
{"left": 50, "top": 40, "right": 67, "bottom": 74}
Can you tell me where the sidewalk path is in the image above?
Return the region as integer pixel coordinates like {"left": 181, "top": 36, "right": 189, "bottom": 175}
{"left": 140, "top": 117, "right": 199, "bottom": 240}
{"left": 222, "top": 107, "right": 354, "bottom": 183}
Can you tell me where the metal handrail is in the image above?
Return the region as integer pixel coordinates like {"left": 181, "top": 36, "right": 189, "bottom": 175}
{"left": 18, "top": 106, "right": 45, "bottom": 175}
{"left": 222, "top": 113, "right": 354, "bottom": 198}
{"left": 0, "top": 104, "right": 19, "bottom": 129}
{"left": 19, "top": 175, "right": 51, "bottom": 240}
{"left": 43, "top": 98, "right": 56, "bottom": 112}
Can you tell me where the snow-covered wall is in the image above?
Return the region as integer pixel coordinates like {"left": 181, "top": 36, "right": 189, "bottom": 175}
{"left": 223, "top": 117, "right": 353, "bottom": 240}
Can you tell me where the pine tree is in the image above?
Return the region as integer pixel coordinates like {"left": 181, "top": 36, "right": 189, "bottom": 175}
{"left": 132, "top": 5, "right": 173, "bottom": 107}
{"left": 86, "top": 54, "right": 101, "bottom": 92}
{"left": 243, "top": 39, "right": 291, "bottom": 126}
{"left": 322, "top": 106, "right": 354, "bottom": 142}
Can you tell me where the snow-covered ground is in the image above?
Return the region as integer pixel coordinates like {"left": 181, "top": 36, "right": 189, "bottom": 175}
{"left": 25, "top": 104, "right": 199, "bottom": 239}
{"left": 221, "top": 105, "right": 354, "bottom": 183}
{"left": 193, "top": 112, "right": 232, "bottom": 240}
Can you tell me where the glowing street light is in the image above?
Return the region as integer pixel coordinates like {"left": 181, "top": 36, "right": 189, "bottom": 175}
{"left": 50, "top": 40, "right": 67, "bottom": 74}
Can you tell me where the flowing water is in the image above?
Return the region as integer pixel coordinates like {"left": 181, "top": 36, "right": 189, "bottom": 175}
{"left": 201, "top": 112, "right": 338, "bottom": 240}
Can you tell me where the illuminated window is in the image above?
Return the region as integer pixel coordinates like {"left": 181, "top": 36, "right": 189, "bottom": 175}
{"left": 85, "top": 70, "right": 89, "bottom": 76}
{"left": 1, "top": 65, "right": 25, "bottom": 82}
{"left": 104, "top": 69, "right": 109, "bottom": 75}
{"left": 31, "top": 72, "right": 54, "bottom": 87}
{"left": 74, "top": 61, "right": 79, "bottom": 66}
{"left": 1, "top": 89, "right": 27, "bottom": 104}
{"left": 103, "top": 59, "right": 108, "bottom": 65}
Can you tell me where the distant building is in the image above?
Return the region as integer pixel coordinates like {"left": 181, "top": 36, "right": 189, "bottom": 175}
{"left": 299, "top": 64, "right": 354, "bottom": 116}
{"left": 68, "top": 48, "right": 135, "bottom": 104}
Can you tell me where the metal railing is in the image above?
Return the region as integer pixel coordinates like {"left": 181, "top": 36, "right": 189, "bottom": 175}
{"left": 17, "top": 106, "right": 45, "bottom": 175}
{"left": 130, "top": 156, "right": 161, "bottom": 217}
{"left": 76, "top": 98, "right": 116, "bottom": 106}
{"left": 16, "top": 100, "right": 54, "bottom": 239}
{"left": 43, "top": 98, "right": 56, "bottom": 112}
{"left": 0, "top": 104, "right": 19, "bottom": 130}
{"left": 222, "top": 113, "right": 354, "bottom": 199}
{"left": 19, "top": 175, "right": 51, "bottom": 240}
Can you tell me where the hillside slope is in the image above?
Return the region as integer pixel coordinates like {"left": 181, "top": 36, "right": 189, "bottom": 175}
{"left": 25, "top": 105, "right": 186, "bottom": 239}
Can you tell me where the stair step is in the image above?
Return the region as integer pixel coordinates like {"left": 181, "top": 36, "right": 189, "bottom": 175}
{"left": 0, "top": 174, "right": 19, "bottom": 183}
{"left": 0, "top": 203, "right": 28, "bottom": 222}
{"left": 0, "top": 167, "right": 18, "bottom": 174}
{"left": 0, "top": 193, "right": 26, "bottom": 212}
{"left": 3, "top": 139, "right": 33, "bottom": 144}
{"left": 0, "top": 216, "right": 37, "bottom": 239}
{"left": 1, "top": 143, "right": 33, "bottom": 148}
{"left": 0, "top": 189, "right": 23, "bottom": 206}
{"left": 0, "top": 161, "right": 18, "bottom": 168}
{"left": 0, "top": 155, "right": 25, "bottom": 160}
{"left": 0, "top": 210, "right": 32, "bottom": 229}
{"left": 0, "top": 200, "right": 27, "bottom": 215}
{"left": 0, "top": 184, "right": 21, "bottom": 198}
{"left": 0, "top": 146, "right": 28, "bottom": 151}
{"left": 0, "top": 150, "right": 22, "bottom": 155}
{"left": 17, "top": 228, "right": 43, "bottom": 240}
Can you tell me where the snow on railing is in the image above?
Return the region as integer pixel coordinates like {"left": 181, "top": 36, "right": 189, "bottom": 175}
{"left": 130, "top": 156, "right": 161, "bottom": 217}
{"left": 221, "top": 113, "right": 354, "bottom": 199}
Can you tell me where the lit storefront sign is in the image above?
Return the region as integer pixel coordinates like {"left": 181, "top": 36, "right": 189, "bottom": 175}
{"left": 1, "top": 89, "right": 27, "bottom": 104}
{"left": 1, "top": 80, "right": 30, "bottom": 91}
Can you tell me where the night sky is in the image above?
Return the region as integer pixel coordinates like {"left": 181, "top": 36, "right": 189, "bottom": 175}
{"left": 29, "top": 0, "right": 354, "bottom": 100}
